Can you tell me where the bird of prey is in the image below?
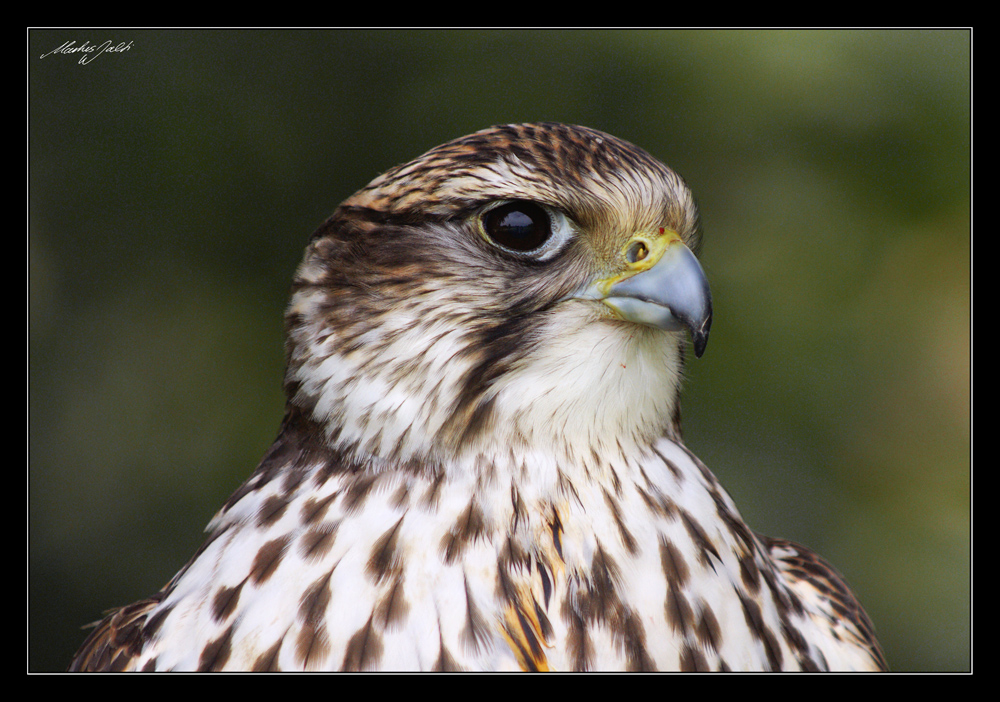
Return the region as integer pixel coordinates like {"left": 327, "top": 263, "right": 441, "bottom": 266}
{"left": 70, "top": 123, "right": 885, "bottom": 672}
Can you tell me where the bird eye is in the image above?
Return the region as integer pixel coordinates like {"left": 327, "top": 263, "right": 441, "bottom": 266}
{"left": 482, "top": 201, "right": 552, "bottom": 253}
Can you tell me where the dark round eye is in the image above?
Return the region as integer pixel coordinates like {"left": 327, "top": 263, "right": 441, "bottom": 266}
{"left": 482, "top": 201, "right": 552, "bottom": 252}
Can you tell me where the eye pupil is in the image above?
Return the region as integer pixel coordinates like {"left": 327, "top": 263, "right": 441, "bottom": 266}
{"left": 483, "top": 201, "right": 551, "bottom": 252}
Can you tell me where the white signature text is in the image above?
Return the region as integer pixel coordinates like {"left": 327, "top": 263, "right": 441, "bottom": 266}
{"left": 40, "top": 40, "right": 133, "bottom": 65}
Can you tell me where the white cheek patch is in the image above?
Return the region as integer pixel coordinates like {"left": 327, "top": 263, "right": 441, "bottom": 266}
{"left": 487, "top": 302, "right": 682, "bottom": 458}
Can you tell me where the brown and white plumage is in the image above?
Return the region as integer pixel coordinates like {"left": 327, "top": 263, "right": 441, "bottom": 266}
{"left": 70, "top": 123, "right": 885, "bottom": 672}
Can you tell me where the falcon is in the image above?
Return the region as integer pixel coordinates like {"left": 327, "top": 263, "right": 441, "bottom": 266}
{"left": 70, "top": 123, "right": 886, "bottom": 672}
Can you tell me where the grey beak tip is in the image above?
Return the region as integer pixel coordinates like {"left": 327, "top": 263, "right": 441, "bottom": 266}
{"left": 691, "top": 311, "right": 712, "bottom": 358}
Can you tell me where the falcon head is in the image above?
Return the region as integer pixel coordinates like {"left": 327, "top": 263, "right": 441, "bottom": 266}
{"left": 285, "top": 123, "right": 711, "bottom": 467}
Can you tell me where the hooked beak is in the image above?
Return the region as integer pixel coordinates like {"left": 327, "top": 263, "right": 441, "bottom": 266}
{"left": 577, "top": 229, "right": 712, "bottom": 357}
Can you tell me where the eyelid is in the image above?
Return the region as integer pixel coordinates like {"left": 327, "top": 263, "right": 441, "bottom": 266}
{"left": 535, "top": 208, "right": 574, "bottom": 260}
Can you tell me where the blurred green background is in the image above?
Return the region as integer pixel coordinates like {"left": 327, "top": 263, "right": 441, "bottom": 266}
{"left": 29, "top": 29, "right": 969, "bottom": 672}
